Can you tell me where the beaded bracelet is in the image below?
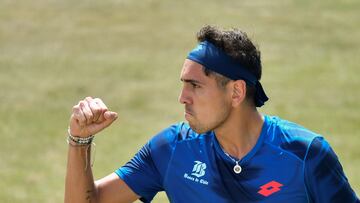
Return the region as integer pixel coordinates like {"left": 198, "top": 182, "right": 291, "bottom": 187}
{"left": 67, "top": 128, "right": 94, "bottom": 146}
{"left": 66, "top": 128, "right": 96, "bottom": 171}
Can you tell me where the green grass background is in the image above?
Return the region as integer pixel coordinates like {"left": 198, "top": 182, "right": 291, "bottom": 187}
{"left": 0, "top": 0, "right": 359, "bottom": 202}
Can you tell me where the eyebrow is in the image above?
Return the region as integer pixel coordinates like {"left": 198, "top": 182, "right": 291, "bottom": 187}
{"left": 180, "top": 78, "right": 203, "bottom": 85}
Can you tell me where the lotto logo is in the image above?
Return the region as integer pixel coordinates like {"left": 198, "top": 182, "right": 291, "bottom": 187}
{"left": 257, "top": 181, "right": 283, "bottom": 197}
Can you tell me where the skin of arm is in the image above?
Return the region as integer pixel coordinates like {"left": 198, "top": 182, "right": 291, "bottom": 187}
{"left": 64, "top": 97, "right": 139, "bottom": 203}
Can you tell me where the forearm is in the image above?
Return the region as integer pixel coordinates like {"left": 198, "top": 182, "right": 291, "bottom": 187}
{"left": 65, "top": 97, "right": 119, "bottom": 202}
{"left": 65, "top": 144, "right": 98, "bottom": 203}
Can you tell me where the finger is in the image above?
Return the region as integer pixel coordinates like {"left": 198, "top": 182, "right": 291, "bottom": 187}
{"left": 93, "top": 98, "right": 108, "bottom": 123}
{"left": 93, "top": 98, "right": 108, "bottom": 110}
{"left": 88, "top": 99, "right": 102, "bottom": 122}
{"left": 92, "top": 111, "right": 118, "bottom": 132}
{"left": 84, "top": 96, "right": 93, "bottom": 102}
{"left": 85, "top": 97, "right": 100, "bottom": 121}
{"left": 80, "top": 100, "right": 94, "bottom": 125}
{"left": 72, "top": 104, "right": 86, "bottom": 127}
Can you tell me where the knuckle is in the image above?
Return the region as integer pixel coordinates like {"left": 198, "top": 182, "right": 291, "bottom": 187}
{"left": 79, "top": 101, "right": 86, "bottom": 106}
{"left": 89, "top": 101, "right": 99, "bottom": 109}
{"left": 94, "top": 98, "right": 106, "bottom": 105}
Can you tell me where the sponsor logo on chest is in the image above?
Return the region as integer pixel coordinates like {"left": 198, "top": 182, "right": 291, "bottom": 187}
{"left": 183, "top": 160, "right": 209, "bottom": 185}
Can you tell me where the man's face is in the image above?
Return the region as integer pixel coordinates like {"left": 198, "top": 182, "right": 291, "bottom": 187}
{"left": 179, "top": 59, "right": 232, "bottom": 134}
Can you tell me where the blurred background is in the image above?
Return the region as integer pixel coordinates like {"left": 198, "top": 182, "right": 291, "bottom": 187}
{"left": 0, "top": 0, "right": 359, "bottom": 202}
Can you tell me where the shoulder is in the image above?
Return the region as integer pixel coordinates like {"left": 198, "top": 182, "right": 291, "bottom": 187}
{"left": 264, "top": 115, "right": 324, "bottom": 161}
{"left": 148, "top": 122, "right": 201, "bottom": 150}
{"left": 142, "top": 122, "right": 202, "bottom": 176}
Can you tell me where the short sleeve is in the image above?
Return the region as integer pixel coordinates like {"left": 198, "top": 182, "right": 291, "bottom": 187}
{"left": 304, "top": 137, "right": 359, "bottom": 203}
{"left": 114, "top": 123, "right": 183, "bottom": 202}
{"left": 115, "top": 143, "right": 162, "bottom": 202}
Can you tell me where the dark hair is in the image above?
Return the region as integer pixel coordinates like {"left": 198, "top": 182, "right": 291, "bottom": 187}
{"left": 196, "top": 25, "right": 262, "bottom": 105}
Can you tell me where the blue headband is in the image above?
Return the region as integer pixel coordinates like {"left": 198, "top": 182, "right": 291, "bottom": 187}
{"left": 187, "top": 40, "right": 269, "bottom": 107}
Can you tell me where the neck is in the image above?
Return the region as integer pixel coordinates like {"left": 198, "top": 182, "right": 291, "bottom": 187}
{"left": 214, "top": 106, "right": 264, "bottom": 160}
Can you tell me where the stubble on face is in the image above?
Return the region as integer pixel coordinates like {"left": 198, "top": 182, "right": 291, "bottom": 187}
{"left": 180, "top": 59, "right": 233, "bottom": 134}
{"left": 186, "top": 95, "right": 232, "bottom": 134}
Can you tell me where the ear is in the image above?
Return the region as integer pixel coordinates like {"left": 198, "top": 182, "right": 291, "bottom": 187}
{"left": 231, "top": 80, "right": 247, "bottom": 107}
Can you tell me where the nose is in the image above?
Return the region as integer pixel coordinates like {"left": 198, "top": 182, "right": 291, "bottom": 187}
{"left": 178, "top": 86, "right": 191, "bottom": 104}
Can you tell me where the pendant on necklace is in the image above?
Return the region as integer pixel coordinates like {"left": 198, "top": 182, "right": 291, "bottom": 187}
{"left": 233, "top": 163, "right": 242, "bottom": 174}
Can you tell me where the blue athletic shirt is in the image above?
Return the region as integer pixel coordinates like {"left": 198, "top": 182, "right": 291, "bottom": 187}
{"left": 115, "top": 115, "right": 359, "bottom": 203}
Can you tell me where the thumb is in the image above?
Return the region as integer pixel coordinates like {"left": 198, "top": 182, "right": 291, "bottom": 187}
{"left": 104, "top": 111, "right": 118, "bottom": 121}
{"left": 93, "top": 111, "right": 118, "bottom": 132}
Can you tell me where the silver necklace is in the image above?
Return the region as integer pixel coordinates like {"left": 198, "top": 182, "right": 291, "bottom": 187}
{"left": 223, "top": 151, "right": 242, "bottom": 174}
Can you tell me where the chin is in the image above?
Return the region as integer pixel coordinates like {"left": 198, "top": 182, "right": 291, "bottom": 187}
{"left": 188, "top": 122, "right": 211, "bottom": 134}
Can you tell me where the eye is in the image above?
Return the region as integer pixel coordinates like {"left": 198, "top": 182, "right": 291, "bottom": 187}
{"left": 191, "top": 83, "right": 200, "bottom": 88}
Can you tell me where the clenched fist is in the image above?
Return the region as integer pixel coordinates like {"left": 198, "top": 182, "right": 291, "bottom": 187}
{"left": 69, "top": 97, "right": 118, "bottom": 137}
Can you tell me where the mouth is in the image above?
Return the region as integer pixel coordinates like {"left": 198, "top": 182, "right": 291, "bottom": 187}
{"left": 184, "top": 106, "right": 194, "bottom": 116}
{"left": 184, "top": 110, "right": 192, "bottom": 116}
{"left": 184, "top": 112, "right": 192, "bottom": 121}
{"left": 184, "top": 107, "right": 194, "bottom": 120}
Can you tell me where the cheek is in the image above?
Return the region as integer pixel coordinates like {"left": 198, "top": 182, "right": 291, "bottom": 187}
{"left": 193, "top": 87, "right": 231, "bottom": 115}
{"left": 197, "top": 95, "right": 228, "bottom": 117}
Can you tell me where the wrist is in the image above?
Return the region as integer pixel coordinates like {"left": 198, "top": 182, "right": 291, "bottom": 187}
{"left": 67, "top": 128, "right": 94, "bottom": 146}
{"left": 67, "top": 137, "right": 91, "bottom": 147}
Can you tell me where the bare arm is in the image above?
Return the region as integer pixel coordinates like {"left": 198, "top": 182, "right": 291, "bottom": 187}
{"left": 96, "top": 173, "right": 140, "bottom": 203}
{"left": 64, "top": 97, "right": 139, "bottom": 203}
{"left": 65, "top": 142, "right": 97, "bottom": 203}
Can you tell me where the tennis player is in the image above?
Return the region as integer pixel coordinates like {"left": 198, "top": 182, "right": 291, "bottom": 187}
{"left": 65, "top": 25, "right": 359, "bottom": 203}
